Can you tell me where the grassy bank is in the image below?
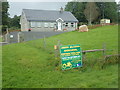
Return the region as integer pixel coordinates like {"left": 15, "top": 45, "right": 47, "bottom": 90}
{"left": 2, "top": 25, "right": 118, "bottom": 88}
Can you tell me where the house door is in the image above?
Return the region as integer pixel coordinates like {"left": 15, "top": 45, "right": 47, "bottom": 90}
{"left": 58, "top": 21, "right": 62, "bottom": 30}
{"left": 56, "top": 18, "right": 63, "bottom": 31}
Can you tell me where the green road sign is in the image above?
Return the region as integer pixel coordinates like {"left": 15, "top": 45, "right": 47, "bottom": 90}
{"left": 59, "top": 44, "right": 82, "bottom": 70}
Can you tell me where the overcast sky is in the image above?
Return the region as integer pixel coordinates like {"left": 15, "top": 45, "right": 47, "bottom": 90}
{"left": 8, "top": 2, "right": 68, "bottom": 18}
{"left": 8, "top": 0, "right": 120, "bottom": 18}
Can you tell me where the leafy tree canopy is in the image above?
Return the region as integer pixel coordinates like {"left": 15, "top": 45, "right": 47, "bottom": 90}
{"left": 8, "top": 15, "right": 21, "bottom": 28}
{"left": 2, "top": 1, "right": 9, "bottom": 26}
{"left": 1, "top": 1, "right": 9, "bottom": 33}
{"left": 65, "top": 2, "right": 87, "bottom": 23}
{"left": 65, "top": 2, "right": 118, "bottom": 24}
{"left": 84, "top": 2, "right": 100, "bottom": 25}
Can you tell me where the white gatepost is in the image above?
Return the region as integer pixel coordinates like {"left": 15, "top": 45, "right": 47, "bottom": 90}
{"left": 18, "top": 32, "right": 24, "bottom": 43}
{"left": 18, "top": 32, "right": 21, "bottom": 43}
{"left": 5, "top": 28, "right": 9, "bottom": 43}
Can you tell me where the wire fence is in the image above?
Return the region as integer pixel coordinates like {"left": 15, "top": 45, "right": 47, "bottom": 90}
{"left": 2, "top": 31, "right": 118, "bottom": 70}
{"left": 27, "top": 35, "right": 118, "bottom": 70}
{"left": 26, "top": 34, "right": 118, "bottom": 60}
{"left": 2, "top": 31, "right": 118, "bottom": 56}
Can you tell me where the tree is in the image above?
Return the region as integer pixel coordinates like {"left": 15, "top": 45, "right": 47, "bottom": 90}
{"left": 8, "top": 15, "right": 21, "bottom": 29}
{"left": 118, "top": 2, "right": 120, "bottom": 23}
{"left": 0, "top": 1, "right": 2, "bottom": 25}
{"left": 84, "top": 2, "right": 100, "bottom": 25}
{"left": 2, "top": 1, "right": 9, "bottom": 33}
{"left": 65, "top": 2, "right": 87, "bottom": 23}
{"left": 105, "top": 2, "right": 118, "bottom": 23}
{"left": 65, "top": 1, "right": 118, "bottom": 24}
{"left": 96, "top": 2, "right": 118, "bottom": 23}
{"left": 0, "top": 1, "right": 2, "bottom": 34}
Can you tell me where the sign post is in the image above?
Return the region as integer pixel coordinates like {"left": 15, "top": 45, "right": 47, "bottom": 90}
{"left": 59, "top": 44, "right": 82, "bottom": 70}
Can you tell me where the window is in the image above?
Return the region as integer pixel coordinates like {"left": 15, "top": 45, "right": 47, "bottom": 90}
{"left": 30, "top": 22, "right": 36, "bottom": 27}
{"left": 71, "top": 23, "right": 74, "bottom": 27}
{"left": 37, "top": 22, "right": 41, "bottom": 27}
{"left": 44, "top": 23, "right": 48, "bottom": 27}
{"left": 50, "top": 23, "right": 54, "bottom": 28}
{"left": 63, "top": 23, "right": 65, "bottom": 26}
{"left": 65, "top": 23, "right": 68, "bottom": 27}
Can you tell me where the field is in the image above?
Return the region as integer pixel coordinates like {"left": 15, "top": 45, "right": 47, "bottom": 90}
{"left": 2, "top": 25, "right": 118, "bottom": 88}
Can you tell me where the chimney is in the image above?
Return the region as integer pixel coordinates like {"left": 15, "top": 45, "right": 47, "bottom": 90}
{"left": 60, "top": 7, "right": 63, "bottom": 13}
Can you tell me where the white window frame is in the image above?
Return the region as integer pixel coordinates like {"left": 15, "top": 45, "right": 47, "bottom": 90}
{"left": 71, "top": 23, "right": 74, "bottom": 27}
{"left": 37, "top": 22, "right": 41, "bottom": 27}
{"left": 50, "top": 23, "right": 54, "bottom": 28}
{"left": 65, "top": 23, "right": 68, "bottom": 27}
{"left": 30, "top": 22, "right": 36, "bottom": 27}
{"left": 44, "top": 23, "right": 49, "bottom": 28}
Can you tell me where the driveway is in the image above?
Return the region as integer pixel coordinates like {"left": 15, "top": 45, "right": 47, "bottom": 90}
{"left": 4, "top": 31, "right": 68, "bottom": 44}
{"left": 0, "top": 42, "right": 9, "bottom": 46}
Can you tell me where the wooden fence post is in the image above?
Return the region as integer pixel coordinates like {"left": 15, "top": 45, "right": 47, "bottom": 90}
{"left": 82, "top": 52, "right": 86, "bottom": 61}
{"left": 103, "top": 43, "right": 106, "bottom": 57}
{"left": 57, "top": 40, "right": 61, "bottom": 57}
{"left": 57, "top": 40, "right": 60, "bottom": 49}
{"left": 54, "top": 40, "right": 61, "bottom": 59}
{"left": 57, "top": 40, "right": 61, "bottom": 66}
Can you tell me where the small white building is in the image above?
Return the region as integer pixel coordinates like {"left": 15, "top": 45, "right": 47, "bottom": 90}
{"left": 100, "top": 19, "right": 110, "bottom": 24}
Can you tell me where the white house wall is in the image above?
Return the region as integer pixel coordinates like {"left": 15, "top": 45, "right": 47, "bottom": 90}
{"left": 29, "top": 21, "right": 76, "bottom": 31}
{"left": 29, "top": 22, "right": 55, "bottom": 32}
{"left": 20, "top": 12, "right": 29, "bottom": 31}
{"left": 20, "top": 13, "right": 78, "bottom": 32}
{"left": 28, "top": 21, "right": 77, "bottom": 32}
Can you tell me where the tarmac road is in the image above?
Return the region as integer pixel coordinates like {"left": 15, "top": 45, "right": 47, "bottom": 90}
{"left": 2, "top": 31, "right": 68, "bottom": 44}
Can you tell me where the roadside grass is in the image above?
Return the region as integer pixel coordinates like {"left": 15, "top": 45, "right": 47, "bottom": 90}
{"left": 2, "top": 25, "right": 118, "bottom": 88}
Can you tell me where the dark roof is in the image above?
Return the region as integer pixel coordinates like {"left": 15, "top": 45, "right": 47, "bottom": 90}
{"left": 23, "top": 9, "right": 78, "bottom": 22}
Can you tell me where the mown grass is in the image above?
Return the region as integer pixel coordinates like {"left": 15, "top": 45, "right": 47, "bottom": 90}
{"left": 2, "top": 25, "right": 118, "bottom": 88}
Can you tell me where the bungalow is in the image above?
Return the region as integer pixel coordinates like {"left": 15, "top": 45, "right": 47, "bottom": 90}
{"left": 20, "top": 8, "right": 78, "bottom": 32}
